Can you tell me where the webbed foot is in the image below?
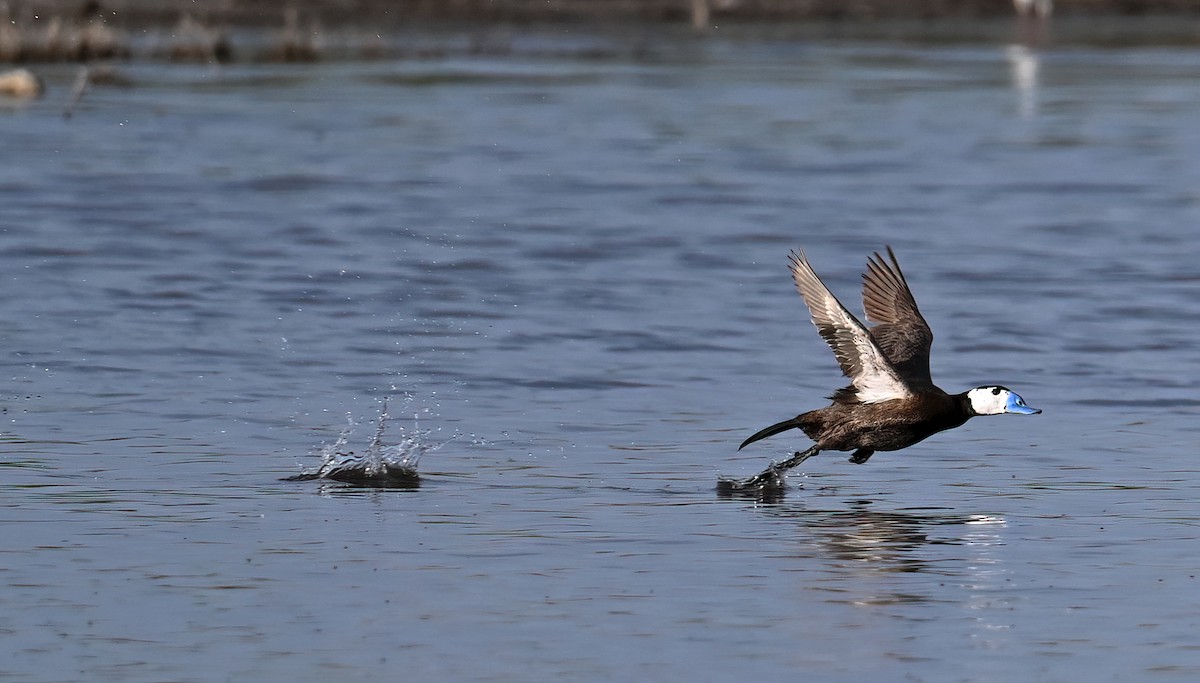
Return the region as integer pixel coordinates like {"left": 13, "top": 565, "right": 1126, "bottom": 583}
{"left": 716, "top": 464, "right": 789, "bottom": 494}
{"left": 848, "top": 448, "right": 874, "bottom": 464}
{"left": 716, "top": 445, "right": 821, "bottom": 495}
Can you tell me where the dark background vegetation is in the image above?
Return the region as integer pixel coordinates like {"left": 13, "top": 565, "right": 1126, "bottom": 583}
{"left": 6, "top": 0, "right": 1200, "bottom": 26}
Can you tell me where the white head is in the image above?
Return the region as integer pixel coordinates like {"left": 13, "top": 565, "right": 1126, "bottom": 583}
{"left": 966, "top": 386, "right": 1041, "bottom": 416}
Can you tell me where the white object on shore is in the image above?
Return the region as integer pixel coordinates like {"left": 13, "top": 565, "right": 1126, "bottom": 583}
{"left": 0, "top": 67, "right": 43, "bottom": 98}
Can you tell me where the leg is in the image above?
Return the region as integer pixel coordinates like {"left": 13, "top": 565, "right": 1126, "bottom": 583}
{"left": 848, "top": 448, "right": 874, "bottom": 464}
{"left": 776, "top": 445, "right": 822, "bottom": 470}
{"left": 717, "top": 445, "right": 821, "bottom": 494}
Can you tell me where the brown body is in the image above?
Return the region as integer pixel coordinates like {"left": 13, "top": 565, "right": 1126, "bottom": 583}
{"left": 739, "top": 389, "right": 977, "bottom": 464}
{"left": 795, "top": 392, "right": 971, "bottom": 452}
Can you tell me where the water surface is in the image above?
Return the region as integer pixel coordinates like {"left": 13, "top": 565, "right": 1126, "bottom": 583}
{"left": 2, "top": 25, "right": 1199, "bottom": 682}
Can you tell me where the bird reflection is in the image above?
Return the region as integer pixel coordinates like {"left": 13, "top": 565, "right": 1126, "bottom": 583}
{"left": 1009, "top": 0, "right": 1050, "bottom": 120}
{"left": 1006, "top": 45, "right": 1040, "bottom": 120}
{"left": 729, "top": 495, "right": 1008, "bottom": 581}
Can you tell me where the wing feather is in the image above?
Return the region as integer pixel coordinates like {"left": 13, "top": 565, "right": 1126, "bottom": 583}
{"left": 788, "top": 250, "right": 913, "bottom": 404}
{"left": 861, "top": 246, "right": 934, "bottom": 384}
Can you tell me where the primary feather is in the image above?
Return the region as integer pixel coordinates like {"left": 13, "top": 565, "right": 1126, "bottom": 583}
{"left": 787, "top": 249, "right": 913, "bottom": 405}
{"left": 861, "top": 246, "right": 934, "bottom": 386}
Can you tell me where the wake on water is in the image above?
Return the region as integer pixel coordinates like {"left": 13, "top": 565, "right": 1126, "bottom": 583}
{"left": 284, "top": 398, "right": 446, "bottom": 488}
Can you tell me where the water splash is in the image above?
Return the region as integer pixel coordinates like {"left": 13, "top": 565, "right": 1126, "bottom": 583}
{"left": 285, "top": 397, "right": 443, "bottom": 488}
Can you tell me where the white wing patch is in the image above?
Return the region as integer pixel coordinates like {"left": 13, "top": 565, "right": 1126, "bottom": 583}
{"left": 789, "top": 250, "right": 913, "bottom": 404}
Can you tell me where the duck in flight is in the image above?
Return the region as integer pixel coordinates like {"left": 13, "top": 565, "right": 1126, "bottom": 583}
{"left": 720, "top": 247, "right": 1040, "bottom": 492}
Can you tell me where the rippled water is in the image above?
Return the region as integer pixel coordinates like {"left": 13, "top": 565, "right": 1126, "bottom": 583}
{"left": 2, "top": 24, "right": 1199, "bottom": 681}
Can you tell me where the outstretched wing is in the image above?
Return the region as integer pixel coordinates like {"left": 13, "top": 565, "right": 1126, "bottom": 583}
{"left": 861, "top": 246, "right": 934, "bottom": 385}
{"left": 789, "top": 249, "right": 914, "bottom": 404}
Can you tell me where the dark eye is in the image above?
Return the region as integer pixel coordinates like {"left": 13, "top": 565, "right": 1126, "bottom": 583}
{"left": 991, "top": 387, "right": 1001, "bottom": 395}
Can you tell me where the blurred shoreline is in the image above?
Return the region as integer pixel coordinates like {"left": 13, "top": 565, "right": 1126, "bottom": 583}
{"left": 2, "top": 0, "right": 1199, "bottom": 63}
{"left": 6, "top": 0, "right": 1200, "bottom": 25}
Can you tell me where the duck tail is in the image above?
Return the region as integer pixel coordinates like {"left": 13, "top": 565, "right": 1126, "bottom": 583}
{"left": 738, "top": 417, "right": 803, "bottom": 451}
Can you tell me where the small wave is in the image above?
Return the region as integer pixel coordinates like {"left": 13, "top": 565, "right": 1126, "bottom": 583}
{"left": 284, "top": 398, "right": 444, "bottom": 488}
